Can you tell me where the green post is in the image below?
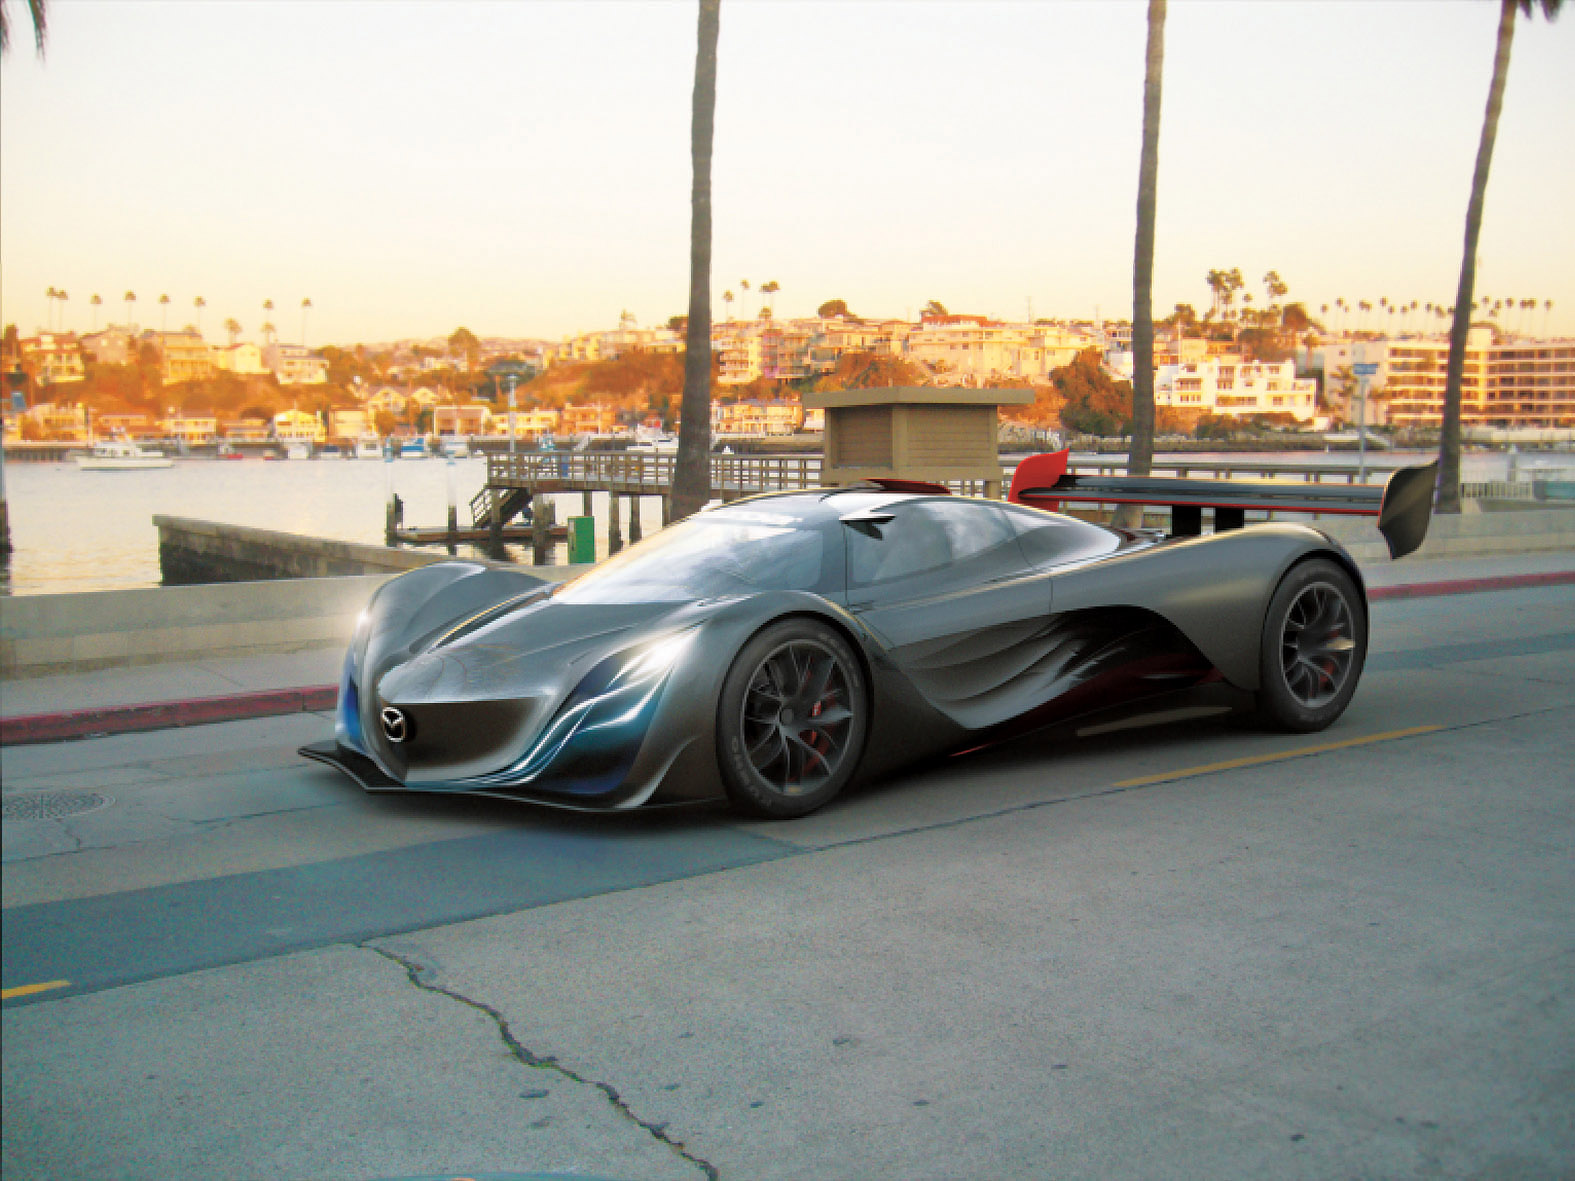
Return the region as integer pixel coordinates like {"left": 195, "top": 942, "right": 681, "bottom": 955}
{"left": 567, "top": 515, "right": 596, "bottom": 564}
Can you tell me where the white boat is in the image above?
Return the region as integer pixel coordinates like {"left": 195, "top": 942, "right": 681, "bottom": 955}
{"left": 442, "top": 438, "right": 471, "bottom": 458}
{"left": 284, "top": 442, "right": 312, "bottom": 460}
{"left": 75, "top": 439, "right": 174, "bottom": 471}
{"left": 355, "top": 435, "right": 383, "bottom": 460}
{"left": 628, "top": 433, "right": 679, "bottom": 455}
{"left": 399, "top": 439, "right": 429, "bottom": 459}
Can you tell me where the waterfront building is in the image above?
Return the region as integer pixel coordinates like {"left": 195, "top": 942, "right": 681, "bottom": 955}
{"left": 213, "top": 342, "right": 267, "bottom": 375}
{"left": 19, "top": 333, "right": 87, "bottom": 385}
{"left": 162, "top": 414, "right": 218, "bottom": 446}
{"left": 263, "top": 343, "right": 329, "bottom": 385}
{"left": 560, "top": 403, "right": 620, "bottom": 436}
{"left": 273, "top": 408, "right": 327, "bottom": 444}
{"left": 713, "top": 399, "right": 803, "bottom": 437}
{"left": 329, "top": 408, "right": 370, "bottom": 440}
{"left": 220, "top": 418, "right": 273, "bottom": 443}
{"left": 155, "top": 331, "right": 215, "bottom": 384}
{"left": 18, "top": 400, "right": 89, "bottom": 441}
{"left": 1381, "top": 328, "right": 1575, "bottom": 428}
{"left": 95, "top": 413, "right": 157, "bottom": 440}
{"left": 1155, "top": 357, "right": 1318, "bottom": 423}
{"left": 504, "top": 408, "right": 561, "bottom": 439}
{"left": 434, "top": 405, "right": 492, "bottom": 437}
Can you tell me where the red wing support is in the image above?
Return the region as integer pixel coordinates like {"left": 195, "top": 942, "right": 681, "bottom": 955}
{"left": 1007, "top": 449, "right": 1438, "bottom": 560}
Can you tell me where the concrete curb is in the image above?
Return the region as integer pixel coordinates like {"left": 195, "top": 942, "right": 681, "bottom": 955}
{"left": 2, "top": 570, "right": 1569, "bottom": 747}
{"left": 1, "top": 686, "right": 339, "bottom": 747}
{"left": 1367, "top": 569, "right": 1575, "bottom": 600}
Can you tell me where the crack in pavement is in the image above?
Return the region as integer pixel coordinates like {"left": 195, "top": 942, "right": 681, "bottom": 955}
{"left": 363, "top": 942, "right": 719, "bottom": 1181}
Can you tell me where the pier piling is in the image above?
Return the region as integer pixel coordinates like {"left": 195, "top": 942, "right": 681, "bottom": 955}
{"left": 628, "top": 496, "right": 643, "bottom": 544}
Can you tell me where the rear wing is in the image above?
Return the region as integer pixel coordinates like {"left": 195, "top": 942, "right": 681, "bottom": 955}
{"left": 1007, "top": 449, "right": 1438, "bottom": 560}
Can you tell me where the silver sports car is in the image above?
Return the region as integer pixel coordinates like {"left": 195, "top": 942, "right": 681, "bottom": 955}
{"left": 302, "top": 457, "right": 1436, "bottom": 818}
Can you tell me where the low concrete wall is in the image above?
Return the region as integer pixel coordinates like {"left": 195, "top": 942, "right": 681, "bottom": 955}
{"left": 1314, "top": 504, "right": 1575, "bottom": 561}
{"left": 155, "top": 516, "right": 453, "bottom": 583}
{"left": 1, "top": 567, "right": 580, "bottom": 679}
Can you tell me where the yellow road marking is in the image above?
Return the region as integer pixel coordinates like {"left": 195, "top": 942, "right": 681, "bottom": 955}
{"left": 1, "top": 979, "right": 70, "bottom": 1001}
{"left": 1113, "top": 725, "right": 1444, "bottom": 789}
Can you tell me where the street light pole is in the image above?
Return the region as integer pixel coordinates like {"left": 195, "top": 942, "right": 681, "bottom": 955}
{"left": 506, "top": 375, "right": 518, "bottom": 457}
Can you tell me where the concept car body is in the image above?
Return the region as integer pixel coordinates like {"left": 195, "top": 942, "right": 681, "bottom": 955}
{"left": 301, "top": 457, "right": 1436, "bottom": 818}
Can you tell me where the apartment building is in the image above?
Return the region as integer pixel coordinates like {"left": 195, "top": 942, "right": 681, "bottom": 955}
{"left": 1383, "top": 328, "right": 1575, "bottom": 428}
{"left": 1155, "top": 357, "right": 1318, "bottom": 422}
{"left": 20, "top": 334, "right": 87, "bottom": 385}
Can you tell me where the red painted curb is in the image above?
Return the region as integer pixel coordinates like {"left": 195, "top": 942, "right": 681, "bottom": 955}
{"left": 1, "top": 686, "right": 338, "bottom": 747}
{"left": 1368, "top": 569, "right": 1575, "bottom": 601}
{"left": 1, "top": 570, "right": 1569, "bottom": 746}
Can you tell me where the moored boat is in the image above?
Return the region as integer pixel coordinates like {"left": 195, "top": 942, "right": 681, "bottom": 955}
{"left": 75, "top": 439, "right": 174, "bottom": 471}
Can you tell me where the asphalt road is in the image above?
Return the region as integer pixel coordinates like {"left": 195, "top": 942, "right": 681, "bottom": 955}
{"left": 3, "top": 584, "right": 1573, "bottom": 1180}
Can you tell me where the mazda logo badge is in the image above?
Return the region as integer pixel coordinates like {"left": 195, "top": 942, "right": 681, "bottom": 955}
{"left": 380, "top": 706, "right": 411, "bottom": 744}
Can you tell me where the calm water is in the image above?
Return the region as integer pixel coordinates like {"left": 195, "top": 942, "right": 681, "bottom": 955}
{"left": 0, "top": 449, "right": 1565, "bottom": 596}
{"left": 0, "top": 455, "right": 668, "bottom": 596}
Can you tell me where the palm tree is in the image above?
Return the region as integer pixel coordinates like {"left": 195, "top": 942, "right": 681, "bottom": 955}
{"left": 124, "top": 290, "right": 137, "bottom": 332}
{"left": 761, "top": 280, "right": 780, "bottom": 319}
{"left": 1544, "top": 298, "right": 1554, "bottom": 336}
{"left": 159, "top": 293, "right": 170, "bottom": 336}
{"left": 723, "top": 289, "right": 734, "bottom": 321}
{"left": 739, "top": 279, "right": 751, "bottom": 320}
{"left": 56, "top": 288, "right": 67, "bottom": 331}
{"left": 301, "top": 297, "right": 312, "bottom": 346}
{"left": 224, "top": 318, "right": 242, "bottom": 346}
{"left": 90, "top": 293, "right": 102, "bottom": 332}
{"left": 671, "top": 0, "right": 721, "bottom": 521}
{"left": 263, "top": 299, "right": 275, "bottom": 343}
{"left": 1439, "top": 0, "right": 1564, "bottom": 513}
{"left": 44, "top": 286, "right": 58, "bottom": 330}
{"left": 1113, "top": 0, "right": 1165, "bottom": 529}
{"left": 193, "top": 296, "right": 206, "bottom": 338}
{"left": 0, "top": 0, "right": 48, "bottom": 57}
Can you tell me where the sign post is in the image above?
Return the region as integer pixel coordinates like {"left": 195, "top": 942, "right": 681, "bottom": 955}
{"left": 1353, "top": 362, "right": 1380, "bottom": 482}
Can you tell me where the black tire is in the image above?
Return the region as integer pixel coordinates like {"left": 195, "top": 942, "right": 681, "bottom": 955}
{"left": 1257, "top": 558, "right": 1367, "bottom": 732}
{"left": 716, "top": 618, "right": 869, "bottom": 819}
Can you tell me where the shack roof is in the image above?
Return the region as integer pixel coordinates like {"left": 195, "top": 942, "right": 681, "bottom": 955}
{"left": 801, "top": 386, "right": 1034, "bottom": 409}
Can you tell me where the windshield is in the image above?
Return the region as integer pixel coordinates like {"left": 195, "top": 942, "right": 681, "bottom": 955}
{"left": 554, "top": 515, "right": 826, "bottom": 603}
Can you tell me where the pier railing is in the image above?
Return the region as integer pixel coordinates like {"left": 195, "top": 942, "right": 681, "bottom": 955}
{"left": 484, "top": 451, "right": 826, "bottom": 495}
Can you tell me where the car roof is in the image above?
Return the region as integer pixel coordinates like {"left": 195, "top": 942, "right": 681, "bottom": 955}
{"left": 708, "top": 487, "right": 965, "bottom": 525}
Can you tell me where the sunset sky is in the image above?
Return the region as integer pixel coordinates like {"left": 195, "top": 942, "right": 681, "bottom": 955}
{"left": 2, "top": 0, "right": 1571, "bottom": 345}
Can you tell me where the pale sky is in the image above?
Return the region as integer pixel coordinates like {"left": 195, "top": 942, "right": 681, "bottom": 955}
{"left": 2, "top": 0, "right": 1572, "bottom": 345}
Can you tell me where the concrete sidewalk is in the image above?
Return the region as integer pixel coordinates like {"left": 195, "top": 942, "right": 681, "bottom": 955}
{"left": 2, "top": 551, "right": 1570, "bottom": 745}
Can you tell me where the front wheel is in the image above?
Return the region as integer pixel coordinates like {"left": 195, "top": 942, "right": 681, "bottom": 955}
{"left": 717, "top": 619, "right": 868, "bottom": 819}
{"left": 1256, "top": 558, "right": 1367, "bottom": 733}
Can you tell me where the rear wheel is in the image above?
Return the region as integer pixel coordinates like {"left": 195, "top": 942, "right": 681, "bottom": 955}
{"left": 717, "top": 619, "right": 868, "bottom": 819}
{"left": 1257, "top": 559, "right": 1366, "bottom": 732}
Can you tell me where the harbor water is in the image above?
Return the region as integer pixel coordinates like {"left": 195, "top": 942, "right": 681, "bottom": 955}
{"left": 0, "top": 449, "right": 1567, "bottom": 597}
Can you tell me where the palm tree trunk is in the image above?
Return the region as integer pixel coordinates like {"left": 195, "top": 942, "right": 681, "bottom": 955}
{"left": 1113, "top": 0, "right": 1164, "bottom": 529}
{"left": 1439, "top": 0, "right": 1516, "bottom": 514}
{"left": 672, "top": 0, "right": 721, "bottom": 521}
